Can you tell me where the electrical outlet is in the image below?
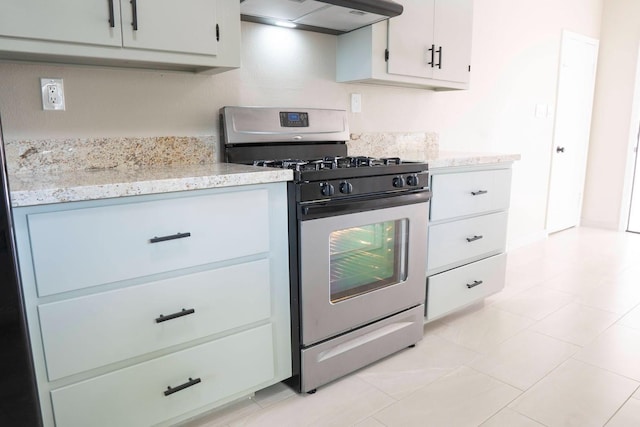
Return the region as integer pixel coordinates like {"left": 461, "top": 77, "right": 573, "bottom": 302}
{"left": 41, "top": 78, "right": 65, "bottom": 111}
{"left": 351, "top": 93, "right": 362, "bottom": 113}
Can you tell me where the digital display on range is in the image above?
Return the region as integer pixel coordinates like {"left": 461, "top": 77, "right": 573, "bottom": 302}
{"left": 280, "top": 111, "right": 309, "bottom": 127}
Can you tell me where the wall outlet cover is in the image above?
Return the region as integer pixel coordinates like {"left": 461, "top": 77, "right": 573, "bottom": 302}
{"left": 41, "top": 78, "right": 65, "bottom": 111}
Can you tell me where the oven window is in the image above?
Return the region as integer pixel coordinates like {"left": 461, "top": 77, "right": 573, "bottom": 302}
{"left": 329, "top": 219, "right": 408, "bottom": 303}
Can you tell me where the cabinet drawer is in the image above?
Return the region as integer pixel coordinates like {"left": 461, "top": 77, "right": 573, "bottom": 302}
{"left": 430, "top": 169, "right": 512, "bottom": 221}
{"left": 51, "top": 324, "right": 275, "bottom": 427}
{"left": 427, "top": 211, "right": 507, "bottom": 272}
{"left": 39, "top": 259, "right": 271, "bottom": 381}
{"left": 427, "top": 253, "right": 507, "bottom": 320}
{"left": 28, "top": 190, "right": 269, "bottom": 296}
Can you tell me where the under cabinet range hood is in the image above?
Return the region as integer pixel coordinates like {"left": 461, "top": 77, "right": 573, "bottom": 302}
{"left": 240, "top": 0, "right": 403, "bottom": 35}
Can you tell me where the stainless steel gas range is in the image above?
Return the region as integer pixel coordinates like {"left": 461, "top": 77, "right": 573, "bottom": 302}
{"left": 221, "top": 106, "right": 430, "bottom": 393}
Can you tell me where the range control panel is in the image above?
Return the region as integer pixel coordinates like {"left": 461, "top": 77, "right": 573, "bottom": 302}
{"left": 280, "top": 111, "right": 309, "bottom": 127}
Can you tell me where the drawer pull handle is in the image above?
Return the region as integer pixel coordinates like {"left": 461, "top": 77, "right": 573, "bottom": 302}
{"left": 156, "top": 308, "right": 195, "bottom": 323}
{"left": 471, "top": 190, "right": 488, "bottom": 196}
{"left": 466, "top": 235, "right": 483, "bottom": 242}
{"left": 131, "top": 0, "right": 138, "bottom": 31}
{"left": 149, "top": 232, "right": 191, "bottom": 244}
{"left": 164, "top": 377, "right": 201, "bottom": 397}
{"left": 467, "top": 280, "right": 483, "bottom": 289}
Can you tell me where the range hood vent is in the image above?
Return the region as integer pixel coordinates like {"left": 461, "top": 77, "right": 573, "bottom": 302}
{"left": 240, "top": 0, "right": 403, "bottom": 35}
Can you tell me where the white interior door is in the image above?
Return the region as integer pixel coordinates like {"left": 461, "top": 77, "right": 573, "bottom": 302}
{"left": 546, "top": 31, "right": 599, "bottom": 234}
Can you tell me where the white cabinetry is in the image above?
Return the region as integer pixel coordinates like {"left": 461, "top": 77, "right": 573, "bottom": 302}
{"left": 425, "top": 164, "right": 512, "bottom": 321}
{"left": 13, "top": 183, "right": 290, "bottom": 426}
{"left": 0, "top": 0, "right": 240, "bottom": 73}
{"left": 337, "top": 0, "right": 473, "bottom": 90}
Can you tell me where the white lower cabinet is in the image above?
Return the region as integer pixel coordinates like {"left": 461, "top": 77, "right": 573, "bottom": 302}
{"left": 51, "top": 324, "right": 274, "bottom": 427}
{"left": 12, "top": 183, "right": 291, "bottom": 426}
{"left": 426, "top": 163, "right": 513, "bottom": 321}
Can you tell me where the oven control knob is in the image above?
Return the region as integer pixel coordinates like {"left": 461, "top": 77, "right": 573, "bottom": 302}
{"left": 406, "top": 174, "right": 420, "bottom": 186}
{"left": 321, "top": 182, "right": 335, "bottom": 196}
{"left": 393, "top": 176, "right": 405, "bottom": 188}
{"left": 339, "top": 181, "right": 353, "bottom": 194}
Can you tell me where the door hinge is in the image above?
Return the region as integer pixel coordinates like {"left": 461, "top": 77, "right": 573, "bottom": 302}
{"left": 216, "top": 24, "right": 220, "bottom": 42}
{"left": 385, "top": 49, "right": 389, "bottom": 62}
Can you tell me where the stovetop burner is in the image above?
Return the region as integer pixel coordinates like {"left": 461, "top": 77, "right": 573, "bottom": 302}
{"left": 253, "top": 156, "right": 406, "bottom": 172}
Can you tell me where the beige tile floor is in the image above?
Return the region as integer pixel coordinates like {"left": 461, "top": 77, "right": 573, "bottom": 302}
{"left": 186, "top": 227, "right": 640, "bottom": 427}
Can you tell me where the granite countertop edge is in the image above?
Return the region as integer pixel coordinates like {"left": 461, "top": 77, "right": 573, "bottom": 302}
{"left": 9, "top": 163, "right": 293, "bottom": 208}
{"left": 426, "top": 151, "right": 521, "bottom": 169}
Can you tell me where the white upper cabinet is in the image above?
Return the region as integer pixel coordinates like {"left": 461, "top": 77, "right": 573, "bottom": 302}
{"left": 0, "top": 0, "right": 240, "bottom": 73}
{"left": 0, "top": 0, "right": 123, "bottom": 47}
{"left": 120, "top": 0, "right": 218, "bottom": 56}
{"left": 337, "top": 0, "right": 473, "bottom": 90}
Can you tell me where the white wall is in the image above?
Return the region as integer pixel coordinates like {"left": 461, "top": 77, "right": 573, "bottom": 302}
{"left": 0, "top": 0, "right": 604, "bottom": 247}
{"left": 582, "top": 0, "right": 640, "bottom": 230}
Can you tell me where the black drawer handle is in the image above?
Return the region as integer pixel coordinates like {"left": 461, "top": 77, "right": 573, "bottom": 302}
{"left": 164, "top": 377, "right": 201, "bottom": 397}
{"left": 466, "top": 280, "right": 483, "bottom": 289}
{"left": 155, "top": 308, "right": 195, "bottom": 324}
{"left": 149, "top": 232, "right": 191, "bottom": 244}
{"left": 466, "top": 235, "right": 483, "bottom": 242}
{"left": 471, "top": 190, "right": 488, "bottom": 196}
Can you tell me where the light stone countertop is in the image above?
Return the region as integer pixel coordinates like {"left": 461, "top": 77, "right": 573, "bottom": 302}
{"left": 9, "top": 163, "right": 292, "bottom": 207}
{"left": 427, "top": 151, "right": 521, "bottom": 169}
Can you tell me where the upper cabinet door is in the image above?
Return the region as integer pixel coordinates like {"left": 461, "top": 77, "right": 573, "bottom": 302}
{"left": 432, "top": 0, "right": 473, "bottom": 84}
{"left": 120, "top": 0, "right": 218, "bottom": 56}
{"left": 0, "top": 0, "right": 122, "bottom": 47}
{"left": 387, "top": 0, "right": 435, "bottom": 79}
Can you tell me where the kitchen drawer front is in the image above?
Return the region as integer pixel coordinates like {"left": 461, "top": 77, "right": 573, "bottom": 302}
{"left": 427, "top": 253, "right": 507, "bottom": 320}
{"left": 39, "top": 259, "right": 271, "bottom": 381}
{"left": 430, "top": 169, "right": 512, "bottom": 221}
{"left": 51, "top": 324, "right": 275, "bottom": 427}
{"left": 427, "top": 211, "right": 508, "bottom": 272}
{"left": 28, "top": 189, "right": 269, "bottom": 296}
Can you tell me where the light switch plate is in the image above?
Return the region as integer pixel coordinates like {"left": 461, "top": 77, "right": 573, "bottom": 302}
{"left": 41, "top": 78, "right": 65, "bottom": 111}
{"left": 351, "top": 93, "right": 362, "bottom": 113}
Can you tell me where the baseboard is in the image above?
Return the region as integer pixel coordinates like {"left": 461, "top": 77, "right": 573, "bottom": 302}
{"left": 579, "top": 218, "right": 621, "bottom": 231}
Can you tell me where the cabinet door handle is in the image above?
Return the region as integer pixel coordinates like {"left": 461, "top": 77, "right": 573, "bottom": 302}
{"left": 155, "top": 308, "right": 195, "bottom": 324}
{"left": 471, "top": 190, "right": 488, "bottom": 196}
{"left": 164, "top": 377, "right": 201, "bottom": 396}
{"left": 466, "top": 280, "right": 483, "bottom": 289}
{"left": 216, "top": 24, "right": 220, "bottom": 41}
{"left": 130, "top": 0, "right": 138, "bottom": 30}
{"left": 435, "top": 46, "right": 442, "bottom": 69}
{"left": 149, "top": 232, "right": 191, "bottom": 244}
{"left": 107, "top": 0, "right": 115, "bottom": 28}
{"left": 427, "top": 44, "right": 435, "bottom": 67}
{"left": 466, "top": 235, "right": 483, "bottom": 242}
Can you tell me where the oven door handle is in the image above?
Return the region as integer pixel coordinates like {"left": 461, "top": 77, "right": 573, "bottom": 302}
{"left": 300, "top": 190, "right": 431, "bottom": 220}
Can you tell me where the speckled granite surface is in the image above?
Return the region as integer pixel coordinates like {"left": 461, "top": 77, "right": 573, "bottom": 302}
{"left": 348, "top": 132, "right": 440, "bottom": 161}
{"left": 7, "top": 133, "right": 519, "bottom": 207}
{"left": 6, "top": 136, "right": 293, "bottom": 207}
{"left": 428, "top": 151, "right": 521, "bottom": 168}
{"left": 9, "top": 163, "right": 292, "bottom": 207}
{"left": 5, "top": 136, "right": 216, "bottom": 174}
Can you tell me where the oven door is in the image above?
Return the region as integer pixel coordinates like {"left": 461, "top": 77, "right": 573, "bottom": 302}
{"left": 298, "top": 192, "right": 429, "bottom": 347}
